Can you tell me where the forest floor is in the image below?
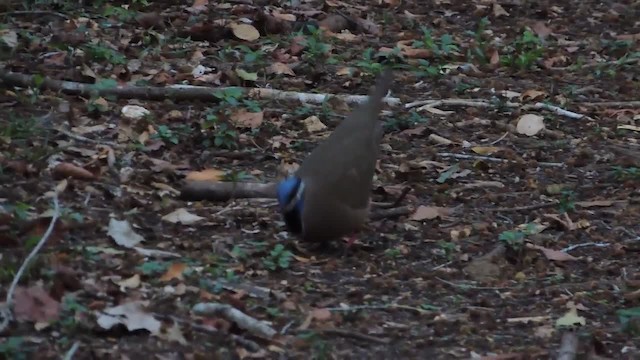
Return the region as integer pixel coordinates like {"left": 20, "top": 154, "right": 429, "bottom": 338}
{"left": 1, "top": 0, "right": 640, "bottom": 359}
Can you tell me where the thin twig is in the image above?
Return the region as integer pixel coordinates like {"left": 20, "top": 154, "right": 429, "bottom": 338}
{"left": 435, "top": 277, "right": 510, "bottom": 290}
{"left": 436, "top": 152, "right": 565, "bottom": 168}
{"left": 53, "top": 127, "right": 122, "bottom": 148}
{"left": 62, "top": 341, "right": 81, "bottom": 360}
{"left": 309, "top": 328, "right": 391, "bottom": 344}
{"left": 0, "top": 10, "right": 69, "bottom": 19}
{"left": 484, "top": 202, "right": 559, "bottom": 213}
{"left": 580, "top": 101, "right": 640, "bottom": 108}
{"left": 6, "top": 195, "right": 60, "bottom": 306}
{"left": 490, "top": 131, "right": 509, "bottom": 145}
{"left": 192, "top": 302, "right": 277, "bottom": 339}
{"left": 325, "top": 303, "right": 430, "bottom": 315}
{"left": 562, "top": 242, "right": 610, "bottom": 253}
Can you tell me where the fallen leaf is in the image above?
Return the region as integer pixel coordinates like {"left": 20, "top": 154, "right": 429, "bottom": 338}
{"left": 235, "top": 68, "right": 258, "bottom": 81}
{"left": 230, "top": 23, "right": 260, "bottom": 41}
{"left": 311, "top": 308, "right": 332, "bottom": 321}
{"left": 493, "top": 3, "right": 509, "bottom": 17}
{"left": 107, "top": 218, "right": 145, "bottom": 248}
{"left": 230, "top": 109, "right": 264, "bottom": 128}
{"left": 516, "top": 114, "right": 545, "bottom": 136}
{"left": 471, "top": 146, "right": 502, "bottom": 155}
{"left": 303, "top": 116, "right": 327, "bottom": 132}
{"left": 0, "top": 29, "right": 18, "bottom": 48}
{"left": 520, "top": 89, "right": 547, "bottom": 102}
{"left": 160, "top": 322, "right": 188, "bottom": 345}
{"left": 121, "top": 105, "right": 151, "bottom": 120}
{"left": 575, "top": 200, "right": 615, "bottom": 208}
{"left": 52, "top": 163, "right": 96, "bottom": 181}
{"left": 13, "top": 286, "right": 61, "bottom": 323}
{"left": 161, "top": 208, "right": 205, "bottom": 225}
{"left": 268, "top": 62, "right": 295, "bottom": 76}
{"left": 160, "top": 263, "right": 188, "bottom": 281}
{"left": 186, "top": 169, "right": 225, "bottom": 181}
{"left": 97, "top": 301, "right": 161, "bottom": 334}
{"left": 114, "top": 274, "right": 141, "bottom": 291}
{"left": 411, "top": 205, "right": 451, "bottom": 221}
{"left": 555, "top": 303, "right": 586, "bottom": 328}
{"left": 527, "top": 244, "right": 578, "bottom": 262}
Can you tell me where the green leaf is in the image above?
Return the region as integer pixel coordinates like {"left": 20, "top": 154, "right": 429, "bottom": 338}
{"left": 236, "top": 69, "right": 258, "bottom": 81}
{"left": 436, "top": 163, "right": 460, "bottom": 184}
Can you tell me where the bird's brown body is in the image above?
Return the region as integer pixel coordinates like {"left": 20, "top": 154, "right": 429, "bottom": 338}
{"left": 294, "top": 70, "right": 393, "bottom": 242}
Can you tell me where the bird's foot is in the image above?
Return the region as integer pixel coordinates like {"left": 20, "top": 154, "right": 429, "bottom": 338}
{"left": 340, "top": 234, "right": 360, "bottom": 256}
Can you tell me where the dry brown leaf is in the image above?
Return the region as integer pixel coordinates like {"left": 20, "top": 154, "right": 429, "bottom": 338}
{"left": 230, "top": 109, "right": 264, "bottom": 129}
{"left": 272, "top": 12, "right": 296, "bottom": 22}
{"left": 268, "top": 62, "right": 295, "bottom": 76}
{"left": 230, "top": 23, "right": 260, "bottom": 41}
{"left": 527, "top": 244, "right": 578, "bottom": 261}
{"left": 318, "top": 14, "right": 349, "bottom": 32}
{"left": 489, "top": 49, "right": 500, "bottom": 65}
{"left": 311, "top": 308, "right": 332, "bottom": 321}
{"left": 520, "top": 89, "right": 547, "bottom": 102}
{"left": 411, "top": 205, "right": 452, "bottom": 221}
{"left": 186, "top": 169, "right": 225, "bottom": 181}
{"left": 52, "top": 162, "right": 96, "bottom": 180}
{"left": 14, "top": 286, "right": 61, "bottom": 323}
{"left": 575, "top": 200, "right": 615, "bottom": 208}
{"left": 160, "top": 263, "right": 188, "bottom": 281}
{"left": 186, "top": 0, "right": 208, "bottom": 14}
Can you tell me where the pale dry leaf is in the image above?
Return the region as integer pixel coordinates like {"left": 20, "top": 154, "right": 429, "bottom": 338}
{"left": 493, "top": 3, "right": 509, "bottom": 17}
{"left": 122, "top": 105, "right": 150, "bottom": 120}
{"left": 230, "top": 23, "right": 260, "bottom": 41}
{"left": 422, "top": 106, "right": 453, "bottom": 115}
{"left": 428, "top": 133, "right": 453, "bottom": 145}
{"left": 555, "top": 304, "right": 586, "bottom": 328}
{"left": 160, "top": 322, "right": 188, "bottom": 345}
{"left": 97, "top": 301, "right": 161, "bottom": 334}
{"left": 303, "top": 116, "right": 327, "bottom": 132}
{"left": 114, "top": 274, "right": 141, "bottom": 290}
{"left": 516, "top": 114, "right": 545, "bottom": 136}
{"left": 108, "top": 218, "right": 145, "bottom": 248}
{"left": 185, "top": 169, "right": 225, "bottom": 181}
{"left": 230, "top": 109, "right": 264, "bottom": 128}
{"left": 311, "top": 308, "right": 332, "bottom": 321}
{"left": 236, "top": 68, "right": 258, "bottom": 81}
{"left": 411, "top": 205, "right": 452, "bottom": 221}
{"left": 0, "top": 29, "right": 18, "bottom": 48}
{"left": 162, "top": 208, "right": 205, "bottom": 225}
{"left": 471, "top": 146, "right": 501, "bottom": 155}
{"left": 575, "top": 200, "right": 615, "bottom": 208}
{"left": 268, "top": 62, "right": 295, "bottom": 76}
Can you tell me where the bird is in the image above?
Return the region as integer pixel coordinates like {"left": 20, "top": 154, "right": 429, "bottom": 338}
{"left": 276, "top": 69, "right": 393, "bottom": 243}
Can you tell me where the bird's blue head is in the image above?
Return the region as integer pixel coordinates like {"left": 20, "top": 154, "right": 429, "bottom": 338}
{"left": 276, "top": 176, "right": 305, "bottom": 234}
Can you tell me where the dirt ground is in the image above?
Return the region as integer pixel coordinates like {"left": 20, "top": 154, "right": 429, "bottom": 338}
{"left": 1, "top": 0, "right": 640, "bottom": 359}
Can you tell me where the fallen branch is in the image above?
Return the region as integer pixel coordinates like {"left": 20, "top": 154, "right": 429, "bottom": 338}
{"left": 580, "top": 101, "right": 640, "bottom": 108}
{"left": 156, "top": 314, "right": 261, "bottom": 352}
{"left": 436, "top": 152, "right": 565, "bottom": 168}
{"left": 0, "top": 70, "right": 401, "bottom": 106}
{"left": 62, "top": 341, "right": 81, "bottom": 360}
{"left": 369, "top": 205, "right": 413, "bottom": 220}
{"left": 0, "top": 10, "right": 69, "bottom": 19}
{"left": 192, "top": 302, "right": 277, "bottom": 339}
{"left": 0, "top": 186, "right": 62, "bottom": 333}
{"left": 302, "top": 328, "right": 390, "bottom": 345}
{"left": 180, "top": 181, "right": 277, "bottom": 202}
{"left": 556, "top": 331, "right": 579, "bottom": 360}
{"left": 561, "top": 242, "right": 610, "bottom": 253}
{"left": 484, "top": 201, "right": 559, "bottom": 213}
{"left": 405, "top": 98, "right": 593, "bottom": 121}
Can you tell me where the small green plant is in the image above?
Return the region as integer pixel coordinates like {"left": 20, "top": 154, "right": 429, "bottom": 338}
{"left": 384, "top": 110, "right": 428, "bottom": 131}
{"left": 213, "top": 88, "right": 243, "bottom": 107}
{"left": 412, "top": 27, "right": 459, "bottom": 56}
{"left": 467, "top": 17, "right": 491, "bottom": 64}
{"left": 263, "top": 244, "right": 293, "bottom": 271}
{"left": 86, "top": 96, "right": 109, "bottom": 113}
{"left": 500, "top": 30, "right": 544, "bottom": 70}
{"left": 103, "top": 5, "right": 136, "bottom": 21}
{"left": 222, "top": 170, "right": 253, "bottom": 182}
{"left": 83, "top": 43, "right": 126, "bottom": 64}
{"left": 498, "top": 223, "right": 539, "bottom": 250}
{"left": 384, "top": 248, "right": 402, "bottom": 258}
{"left": 301, "top": 25, "right": 331, "bottom": 60}
{"left": 0, "top": 337, "right": 26, "bottom": 360}
{"left": 136, "top": 261, "right": 168, "bottom": 275}
{"left": 414, "top": 59, "right": 441, "bottom": 79}
{"left": 236, "top": 45, "right": 263, "bottom": 64}
{"left": 558, "top": 190, "right": 575, "bottom": 213}
{"left": 297, "top": 331, "right": 332, "bottom": 360}
{"left": 613, "top": 166, "right": 640, "bottom": 181}
{"left": 212, "top": 123, "right": 238, "bottom": 149}
{"left": 437, "top": 241, "right": 457, "bottom": 260}
{"left": 153, "top": 125, "right": 179, "bottom": 145}
{"left": 616, "top": 307, "right": 640, "bottom": 335}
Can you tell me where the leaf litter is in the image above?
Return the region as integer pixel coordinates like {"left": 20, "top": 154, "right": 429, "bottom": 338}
{"left": 0, "top": 0, "right": 639, "bottom": 358}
